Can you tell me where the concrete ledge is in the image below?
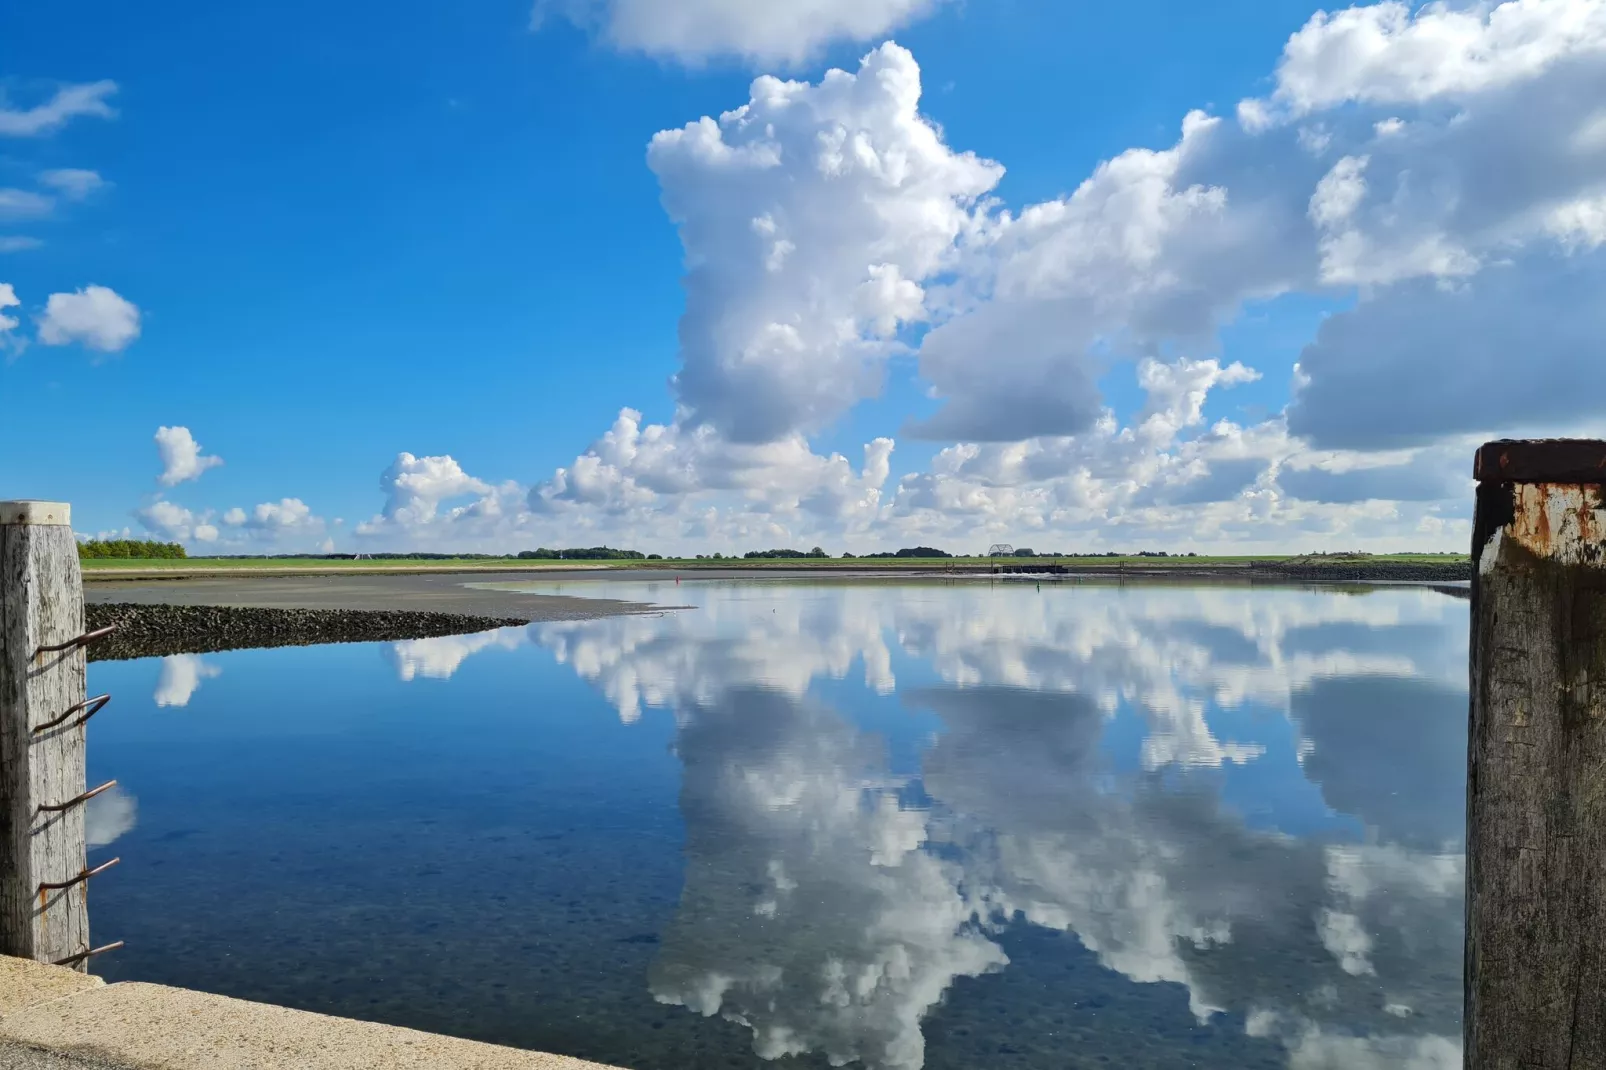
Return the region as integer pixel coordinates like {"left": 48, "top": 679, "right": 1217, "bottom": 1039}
{"left": 0, "top": 959, "right": 621, "bottom": 1070}
{"left": 0, "top": 957, "right": 103, "bottom": 1019}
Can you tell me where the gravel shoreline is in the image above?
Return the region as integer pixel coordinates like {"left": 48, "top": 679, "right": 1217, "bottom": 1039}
{"left": 85, "top": 603, "right": 529, "bottom": 662}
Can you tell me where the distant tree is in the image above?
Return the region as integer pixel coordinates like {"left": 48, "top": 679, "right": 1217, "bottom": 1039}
{"left": 809, "top": 546, "right": 826, "bottom": 558}
{"left": 518, "top": 546, "right": 646, "bottom": 560}
{"left": 841, "top": 552, "right": 856, "bottom": 559}
{"left": 863, "top": 546, "right": 953, "bottom": 559}
{"left": 647, "top": 553, "right": 663, "bottom": 560}
{"left": 1013, "top": 548, "right": 1036, "bottom": 557}
{"left": 78, "top": 539, "right": 187, "bottom": 560}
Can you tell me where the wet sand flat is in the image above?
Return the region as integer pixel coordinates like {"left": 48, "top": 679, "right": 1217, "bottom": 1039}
{"left": 83, "top": 571, "right": 661, "bottom": 622}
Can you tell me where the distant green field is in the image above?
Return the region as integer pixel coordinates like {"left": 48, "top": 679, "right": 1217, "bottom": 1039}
{"left": 81, "top": 552, "right": 1468, "bottom": 574}
{"left": 80, "top": 557, "right": 627, "bottom": 571}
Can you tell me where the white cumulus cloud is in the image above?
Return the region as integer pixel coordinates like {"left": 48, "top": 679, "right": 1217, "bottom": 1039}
{"left": 649, "top": 42, "right": 1000, "bottom": 442}
{"left": 1262, "top": 0, "right": 1606, "bottom": 116}
{"left": 354, "top": 452, "right": 513, "bottom": 542}
{"left": 154, "top": 426, "right": 224, "bottom": 486}
{"left": 37, "top": 284, "right": 141, "bottom": 352}
{"left": 135, "top": 500, "right": 219, "bottom": 543}
{"left": 139, "top": 495, "right": 325, "bottom": 548}
{"left": 234, "top": 498, "right": 323, "bottom": 535}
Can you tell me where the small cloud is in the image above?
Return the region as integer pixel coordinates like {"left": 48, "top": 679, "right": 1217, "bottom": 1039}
{"left": 0, "top": 188, "right": 53, "bottom": 221}
{"left": 0, "top": 236, "right": 42, "bottom": 253}
{"left": 38, "top": 168, "right": 106, "bottom": 201}
{"left": 155, "top": 425, "right": 224, "bottom": 486}
{"left": 0, "top": 283, "right": 18, "bottom": 335}
{"left": 87, "top": 526, "right": 133, "bottom": 540}
{"left": 0, "top": 81, "right": 119, "bottom": 137}
{"left": 222, "top": 498, "right": 329, "bottom": 538}
{"left": 135, "top": 500, "right": 218, "bottom": 543}
{"left": 246, "top": 498, "right": 318, "bottom": 532}
{"left": 37, "top": 284, "right": 141, "bottom": 352}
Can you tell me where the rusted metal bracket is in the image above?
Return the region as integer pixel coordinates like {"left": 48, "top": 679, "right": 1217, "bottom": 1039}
{"left": 38, "top": 856, "right": 120, "bottom": 892}
{"left": 37, "top": 780, "right": 117, "bottom": 814}
{"left": 34, "top": 624, "right": 117, "bottom": 657}
{"left": 33, "top": 693, "right": 111, "bottom": 735}
{"left": 52, "top": 940, "right": 123, "bottom": 967}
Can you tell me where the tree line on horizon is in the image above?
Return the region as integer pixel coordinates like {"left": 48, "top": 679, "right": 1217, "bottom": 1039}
{"left": 72, "top": 542, "right": 1396, "bottom": 563}
{"left": 78, "top": 539, "right": 187, "bottom": 559}
{"left": 517, "top": 547, "right": 662, "bottom": 560}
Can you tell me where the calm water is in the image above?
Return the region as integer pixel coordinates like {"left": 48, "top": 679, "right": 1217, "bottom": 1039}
{"left": 83, "top": 579, "right": 1466, "bottom": 1069}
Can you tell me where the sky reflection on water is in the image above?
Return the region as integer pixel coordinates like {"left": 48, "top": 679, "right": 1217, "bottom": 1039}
{"left": 87, "top": 579, "right": 1466, "bottom": 1070}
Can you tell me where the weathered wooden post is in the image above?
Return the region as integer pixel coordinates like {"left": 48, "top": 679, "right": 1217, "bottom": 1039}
{"left": 0, "top": 501, "right": 114, "bottom": 971}
{"left": 1468, "top": 440, "right": 1606, "bottom": 1067}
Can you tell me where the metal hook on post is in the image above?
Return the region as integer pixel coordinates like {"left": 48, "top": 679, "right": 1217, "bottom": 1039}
{"left": 52, "top": 941, "right": 123, "bottom": 968}
{"left": 38, "top": 857, "right": 120, "bottom": 893}
{"left": 34, "top": 624, "right": 117, "bottom": 658}
{"left": 33, "top": 694, "right": 111, "bottom": 735}
{"left": 37, "top": 780, "right": 117, "bottom": 814}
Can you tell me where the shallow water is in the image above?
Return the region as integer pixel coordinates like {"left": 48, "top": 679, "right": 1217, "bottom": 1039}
{"left": 84, "top": 579, "right": 1466, "bottom": 1069}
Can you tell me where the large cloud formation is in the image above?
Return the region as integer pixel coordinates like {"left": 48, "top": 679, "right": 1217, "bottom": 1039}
{"left": 649, "top": 42, "right": 999, "bottom": 443}
{"left": 156, "top": 0, "right": 1606, "bottom": 554}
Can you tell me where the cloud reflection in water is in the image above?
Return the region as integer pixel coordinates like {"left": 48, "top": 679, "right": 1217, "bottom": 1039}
{"left": 415, "top": 579, "right": 1468, "bottom": 1068}
{"left": 152, "top": 653, "right": 220, "bottom": 707}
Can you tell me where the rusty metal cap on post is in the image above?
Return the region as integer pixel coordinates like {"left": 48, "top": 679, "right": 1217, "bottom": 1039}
{"left": 1474, "top": 440, "right": 1606, "bottom": 484}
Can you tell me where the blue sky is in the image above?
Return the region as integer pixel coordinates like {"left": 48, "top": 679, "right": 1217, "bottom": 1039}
{"left": 3, "top": 0, "right": 1602, "bottom": 554}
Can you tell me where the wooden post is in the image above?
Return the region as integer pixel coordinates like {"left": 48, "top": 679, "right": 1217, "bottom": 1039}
{"left": 1468, "top": 440, "right": 1606, "bottom": 1067}
{"left": 0, "top": 501, "right": 93, "bottom": 969}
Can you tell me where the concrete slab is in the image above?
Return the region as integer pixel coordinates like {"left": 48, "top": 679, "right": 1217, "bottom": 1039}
{"left": 0, "top": 980, "right": 623, "bottom": 1070}
{"left": 0, "top": 957, "right": 103, "bottom": 1018}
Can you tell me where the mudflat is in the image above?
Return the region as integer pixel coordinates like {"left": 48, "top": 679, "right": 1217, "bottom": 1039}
{"left": 80, "top": 572, "right": 675, "bottom": 661}
{"left": 82, "top": 571, "right": 658, "bottom": 621}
